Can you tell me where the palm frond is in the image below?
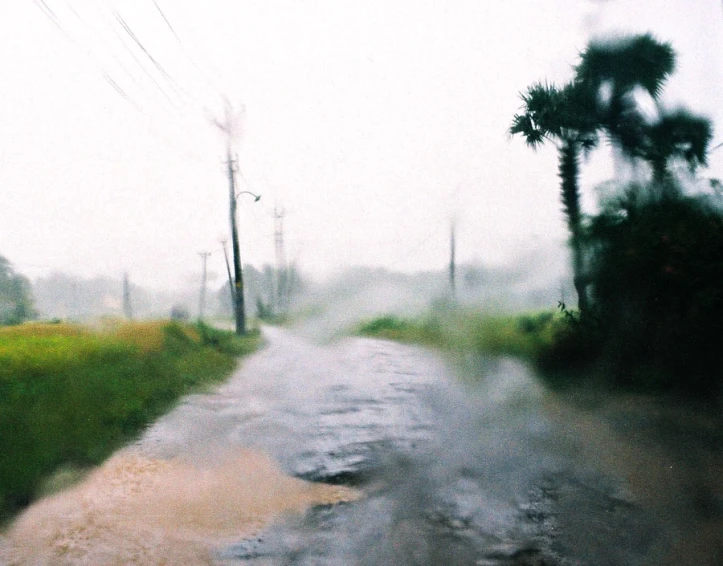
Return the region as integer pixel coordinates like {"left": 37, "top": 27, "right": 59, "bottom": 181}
{"left": 646, "top": 108, "right": 713, "bottom": 169}
{"left": 510, "top": 113, "right": 545, "bottom": 147}
{"left": 576, "top": 33, "right": 676, "bottom": 100}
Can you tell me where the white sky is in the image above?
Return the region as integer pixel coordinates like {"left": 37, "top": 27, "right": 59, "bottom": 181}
{"left": 1, "top": 0, "right": 722, "bottom": 289}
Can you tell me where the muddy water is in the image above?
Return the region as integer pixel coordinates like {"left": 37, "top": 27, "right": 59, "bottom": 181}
{"left": 2, "top": 327, "right": 722, "bottom": 564}
{"left": 0, "top": 449, "right": 356, "bottom": 565}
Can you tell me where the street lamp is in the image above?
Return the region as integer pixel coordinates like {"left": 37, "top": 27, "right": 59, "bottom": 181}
{"left": 237, "top": 190, "right": 261, "bottom": 202}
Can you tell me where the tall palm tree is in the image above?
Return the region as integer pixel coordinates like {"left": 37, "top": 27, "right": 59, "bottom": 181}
{"left": 577, "top": 36, "right": 711, "bottom": 190}
{"left": 575, "top": 33, "right": 677, "bottom": 157}
{"left": 512, "top": 34, "right": 682, "bottom": 315}
{"left": 510, "top": 81, "right": 598, "bottom": 314}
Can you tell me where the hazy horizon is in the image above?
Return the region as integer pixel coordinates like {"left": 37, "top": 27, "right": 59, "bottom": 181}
{"left": 2, "top": 0, "right": 722, "bottom": 290}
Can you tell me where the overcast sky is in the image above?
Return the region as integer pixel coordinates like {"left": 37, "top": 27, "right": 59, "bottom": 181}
{"left": 1, "top": 0, "right": 722, "bottom": 290}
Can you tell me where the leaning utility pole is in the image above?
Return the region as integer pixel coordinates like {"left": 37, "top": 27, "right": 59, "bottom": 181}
{"left": 213, "top": 102, "right": 247, "bottom": 335}
{"left": 198, "top": 251, "right": 211, "bottom": 321}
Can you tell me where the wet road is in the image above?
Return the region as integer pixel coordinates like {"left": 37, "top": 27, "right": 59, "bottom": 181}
{"left": 4, "top": 326, "right": 722, "bottom": 564}
{"left": 138, "top": 327, "right": 666, "bottom": 565}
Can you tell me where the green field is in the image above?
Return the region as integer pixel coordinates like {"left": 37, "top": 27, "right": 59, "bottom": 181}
{"left": 0, "top": 320, "right": 260, "bottom": 520}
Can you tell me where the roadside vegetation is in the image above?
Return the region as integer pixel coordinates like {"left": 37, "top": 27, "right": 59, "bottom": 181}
{"left": 0, "top": 255, "right": 35, "bottom": 326}
{"left": 357, "top": 309, "right": 560, "bottom": 364}
{"left": 0, "top": 320, "right": 260, "bottom": 521}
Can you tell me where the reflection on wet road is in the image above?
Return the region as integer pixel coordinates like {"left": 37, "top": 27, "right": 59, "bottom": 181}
{"left": 2, "top": 327, "right": 722, "bottom": 564}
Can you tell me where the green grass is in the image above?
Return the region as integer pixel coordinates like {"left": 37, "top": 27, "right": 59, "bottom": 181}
{"left": 356, "top": 309, "right": 561, "bottom": 363}
{"left": 357, "top": 315, "right": 446, "bottom": 346}
{"left": 0, "top": 320, "right": 260, "bottom": 520}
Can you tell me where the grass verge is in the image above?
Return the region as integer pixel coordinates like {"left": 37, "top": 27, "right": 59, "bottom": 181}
{"left": 356, "top": 309, "right": 560, "bottom": 363}
{"left": 0, "top": 320, "right": 260, "bottom": 521}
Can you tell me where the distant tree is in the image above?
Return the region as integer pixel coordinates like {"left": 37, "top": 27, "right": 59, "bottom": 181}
{"left": 0, "top": 256, "right": 36, "bottom": 325}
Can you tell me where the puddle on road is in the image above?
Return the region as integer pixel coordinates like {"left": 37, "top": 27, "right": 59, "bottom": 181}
{"left": 0, "top": 449, "right": 357, "bottom": 565}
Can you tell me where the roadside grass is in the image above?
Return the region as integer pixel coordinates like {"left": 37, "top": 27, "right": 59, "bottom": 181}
{"left": 357, "top": 315, "right": 447, "bottom": 346}
{"left": 356, "top": 309, "right": 561, "bottom": 365}
{"left": 0, "top": 320, "right": 260, "bottom": 521}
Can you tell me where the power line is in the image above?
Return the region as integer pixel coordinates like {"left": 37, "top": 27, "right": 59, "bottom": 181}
{"left": 34, "top": 0, "right": 64, "bottom": 33}
{"left": 60, "top": 0, "right": 151, "bottom": 111}
{"left": 105, "top": 7, "right": 177, "bottom": 105}
{"left": 150, "top": 0, "right": 228, "bottom": 100}
{"left": 33, "top": 0, "right": 217, "bottom": 163}
{"left": 112, "top": 9, "right": 186, "bottom": 102}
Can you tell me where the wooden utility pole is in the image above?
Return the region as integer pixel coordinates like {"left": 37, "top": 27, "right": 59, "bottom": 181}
{"left": 213, "top": 101, "right": 247, "bottom": 335}
{"left": 198, "top": 252, "right": 211, "bottom": 321}
{"left": 122, "top": 272, "right": 133, "bottom": 319}
{"left": 227, "top": 149, "right": 246, "bottom": 334}
{"left": 273, "top": 205, "right": 287, "bottom": 313}
{"left": 220, "top": 238, "right": 235, "bottom": 314}
{"left": 449, "top": 220, "right": 456, "bottom": 296}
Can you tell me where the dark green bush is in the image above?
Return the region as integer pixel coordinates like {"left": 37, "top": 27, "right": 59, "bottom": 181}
{"left": 585, "top": 188, "right": 723, "bottom": 394}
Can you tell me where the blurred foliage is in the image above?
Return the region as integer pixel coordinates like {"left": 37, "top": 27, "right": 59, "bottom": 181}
{"left": 357, "top": 314, "right": 446, "bottom": 347}
{"left": 530, "top": 185, "right": 723, "bottom": 397}
{"left": 509, "top": 32, "right": 718, "bottom": 397}
{"left": 0, "top": 255, "right": 36, "bottom": 326}
{"left": 356, "top": 310, "right": 562, "bottom": 363}
{"left": 0, "top": 320, "right": 260, "bottom": 520}
{"left": 585, "top": 188, "right": 723, "bottom": 394}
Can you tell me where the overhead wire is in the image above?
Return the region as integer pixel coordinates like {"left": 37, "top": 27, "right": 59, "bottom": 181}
{"left": 34, "top": 0, "right": 145, "bottom": 113}
{"left": 34, "top": 0, "right": 64, "bottom": 34}
{"left": 35, "top": 0, "right": 273, "bottom": 255}
{"left": 30, "top": 1, "right": 278, "bottom": 275}
{"left": 150, "top": 0, "right": 227, "bottom": 100}
{"left": 59, "top": 0, "right": 152, "bottom": 113}
{"left": 110, "top": 8, "right": 188, "bottom": 103}
{"left": 31, "top": 0, "right": 214, "bottom": 164}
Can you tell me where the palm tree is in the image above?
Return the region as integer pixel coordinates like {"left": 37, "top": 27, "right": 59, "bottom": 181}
{"left": 638, "top": 108, "right": 713, "bottom": 189}
{"left": 512, "top": 34, "right": 682, "bottom": 315}
{"left": 577, "top": 37, "right": 711, "bottom": 190}
{"left": 510, "top": 81, "right": 598, "bottom": 314}
{"left": 575, "top": 33, "right": 677, "bottom": 157}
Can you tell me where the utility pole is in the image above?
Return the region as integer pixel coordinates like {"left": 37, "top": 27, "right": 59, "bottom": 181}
{"left": 122, "top": 272, "right": 133, "bottom": 319}
{"left": 449, "top": 219, "right": 456, "bottom": 297}
{"left": 273, "top": 205, "right": 287, "bottom": 313}
{"left": 213, "top": 101, "right": 247, "bottom": 335}
{"left": 198, "top": 252, "right": 211, "bottom": 321}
